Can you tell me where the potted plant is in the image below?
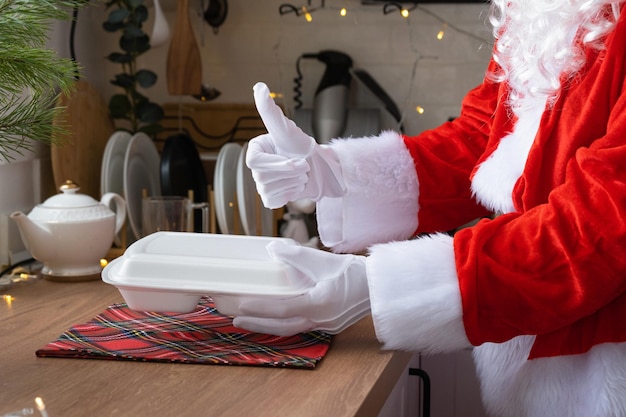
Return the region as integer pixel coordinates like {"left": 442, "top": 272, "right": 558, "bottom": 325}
{"left": 103, "top": 0, "right": 163, "bottom": 135}
{"left": 0, "top": 0, "right": 89, "bottom": 162}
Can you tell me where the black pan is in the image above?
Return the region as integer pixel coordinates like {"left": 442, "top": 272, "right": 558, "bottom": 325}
{"left": 160, "top": 133, "right": 208, "bottom": 231}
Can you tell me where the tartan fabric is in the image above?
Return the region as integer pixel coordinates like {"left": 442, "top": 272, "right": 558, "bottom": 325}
{"left": 36, "top": 297, "right": 332, "bottom": 369}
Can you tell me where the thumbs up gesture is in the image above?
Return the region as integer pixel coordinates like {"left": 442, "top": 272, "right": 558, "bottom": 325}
{"left": 246, "top": 82, "right": 346, "bottom": 209}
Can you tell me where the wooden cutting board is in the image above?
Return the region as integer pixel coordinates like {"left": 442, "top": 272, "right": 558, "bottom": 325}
{"left": 51, "top": 79, "right": 115, "bottom": 199}
{"left": 166, "top": 0, "right": 202, "bottom": 95}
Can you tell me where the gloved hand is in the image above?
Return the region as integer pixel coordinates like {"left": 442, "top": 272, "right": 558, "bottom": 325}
{"left": 232, "top": 240, "right": 370, "bottom": 336}
{"left": 246, "top": 82, "right": 346, "bottom": 209}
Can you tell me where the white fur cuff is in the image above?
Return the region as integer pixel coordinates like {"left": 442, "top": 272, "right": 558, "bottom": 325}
{"left": 366, "top": 233, "right": 472, "bottom": 353}
{"left": 316, "top": 131, "right": 419, "bottom": 253}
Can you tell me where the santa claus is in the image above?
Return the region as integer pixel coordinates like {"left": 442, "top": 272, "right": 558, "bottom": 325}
{"left": 232, "top": 0, "right": 626, "bottom": 415}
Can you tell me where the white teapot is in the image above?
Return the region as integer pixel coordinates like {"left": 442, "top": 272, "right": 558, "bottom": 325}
{"left": 11, "top": 180, "right": 126, "bottom": 281}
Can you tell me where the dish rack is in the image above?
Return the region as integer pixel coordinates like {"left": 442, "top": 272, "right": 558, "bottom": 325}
{"left": 104, "top": 103, "right": 291, "bottom": 260}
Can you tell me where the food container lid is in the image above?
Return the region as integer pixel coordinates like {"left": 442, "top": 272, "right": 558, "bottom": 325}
{"left": 102, "top": 232, "right": 310, "bottom": 297}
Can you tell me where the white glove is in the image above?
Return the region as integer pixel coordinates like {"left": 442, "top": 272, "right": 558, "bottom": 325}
{"left": 232, "top": 240, "right": 370, "bottom": 336}
{"left": 246, "top": 82, "right": 346, "bottom": 209}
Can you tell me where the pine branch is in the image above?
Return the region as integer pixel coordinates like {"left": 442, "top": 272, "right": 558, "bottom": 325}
{"left": 0, "top": 0, "right": 90, "bottom": 162}
{"left": 0, "top": 93, "right": 67, "bottom": 161}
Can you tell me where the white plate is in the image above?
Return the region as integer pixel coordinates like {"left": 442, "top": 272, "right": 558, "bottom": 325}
{"left": 123, "top": 132, "right": 162, "bottom": 239}
{"left": 101, "top": 131, "right": 132, "bottom": 245}
{"left": 101, "top": 131, "right": 132, "bottom": 196}
{"left": 236, "top": 142, "right": 274, "bottom": 236}
{"left": 102, "top": 232, "right": 306, "bottom": 313}
{"left": 214, "top": 142, "right": 242, "bottom": 234}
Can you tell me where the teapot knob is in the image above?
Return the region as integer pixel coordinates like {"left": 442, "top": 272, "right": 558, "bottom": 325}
{"left": 59, "top": 180, "right": 79, "bottom": 193}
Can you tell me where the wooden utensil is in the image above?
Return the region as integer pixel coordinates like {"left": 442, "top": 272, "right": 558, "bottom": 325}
{"left": 51, "top": 79, "right": 115, "bottom": 199}
{"left": 166, "top": 0, "right": 202, "bottom": 95}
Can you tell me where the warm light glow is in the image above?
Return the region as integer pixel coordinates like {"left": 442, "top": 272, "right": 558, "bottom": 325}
{"left": 415, "top": 106, "right": 425, "bottom": 114}
{"left": 437, "top": 23, "right": 447, "bottom": 40}
{"left": 302, "top": 6, "right": 313, "bottom": 22}
{"left": 340, "top": 7, "right": 347, "bottom": 16}
{"left": 35, "top": 397, "right": 49, "bottom": 417}
{"left": 2, "top": 294, "right": 14, "bottom": 307}
{"left": 400, "top": 9, "right": 410, "bottom": 18}
{"left": 100, "top": 258, "right": 108, "bottom": 268}
{"left": 269, "top": 92, "right": 284, "bottom": 99}
{"left": 35, "top": 397, "right": 45, "bottom": 410}
{"left": 12, "top": 272, "right": 37, "bottom": 282}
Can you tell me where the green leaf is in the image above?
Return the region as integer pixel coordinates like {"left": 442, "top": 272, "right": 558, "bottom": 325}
{"left": 136, "top": 69, "right": 157, "bottom": 88}
{"left": 107, "top": 8, "right": 129, "bottom": 24}
{"left": 103, "top": 0, "right": 162, "bottom": 134}
{"left": 111, "top": 73, "right": 134, "bottom": 89}
{"left": 134, "top": 5, "right": 149, "bottom": 24}
{"left": 108, "top": 94, "right": 132, "bottom": 118}
{"left": 123, "top": 23, "right": 144, "bottom": 38}
{"left": 106, "top": 52, "right": 133, "bottom": 64}
{"left": 136, "top": 101, "right": 164, "bottom": 123}
{"left": 120, "top": 34, "right": 150, "bottom": 54}
{"left": 102, "top": 21, "right": 124, "bottom": 32}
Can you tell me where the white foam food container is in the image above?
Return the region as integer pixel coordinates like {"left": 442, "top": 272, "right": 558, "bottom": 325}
{"left": 102, "top": 232, "right": 308, "bottom": 314}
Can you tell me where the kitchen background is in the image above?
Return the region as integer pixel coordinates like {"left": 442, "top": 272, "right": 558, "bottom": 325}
{"left": 0, "top": 0, "right": 493, "bottom": 266}
{"left": 0, "top": 1, "right": 494, "bottom": 415}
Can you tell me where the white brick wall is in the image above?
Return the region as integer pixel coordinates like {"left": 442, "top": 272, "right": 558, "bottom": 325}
{"left": 77, "top": 0, "right": 493, "bottom": 135}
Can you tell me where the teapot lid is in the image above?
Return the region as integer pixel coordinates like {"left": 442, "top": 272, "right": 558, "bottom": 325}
{"left": 43, "top": 180, "right": 100, "bottom": 208}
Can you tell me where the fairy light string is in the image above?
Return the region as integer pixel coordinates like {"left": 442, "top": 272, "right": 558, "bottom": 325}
{"left": 278, "top": 0, "right": 492, "bottom": 46}
{"left": 277, "top": 1, "right": 493, "bottom": 121}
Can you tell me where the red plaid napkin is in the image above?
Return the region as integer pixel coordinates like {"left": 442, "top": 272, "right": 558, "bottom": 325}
{"left": 36, "top": 297, "right": 332, "bottom": 369}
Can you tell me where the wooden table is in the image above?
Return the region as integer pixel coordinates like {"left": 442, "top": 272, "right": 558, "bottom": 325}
{"left": 0, "top": 278, "right": 411, "bottom": 417}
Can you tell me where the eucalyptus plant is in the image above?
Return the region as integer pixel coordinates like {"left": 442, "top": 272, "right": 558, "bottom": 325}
{"left": 0, "top": 0, "right": 88, "bottom": 162}
{"left": 103, "top": 0, "right": 163, "bottom": 135}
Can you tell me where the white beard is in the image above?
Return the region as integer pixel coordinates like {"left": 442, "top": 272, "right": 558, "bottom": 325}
{"left": 489, "top": 0, "right": 620, "bottom": 117}
{"left": 470, "top": 0, "right": 621, "bottom": 214}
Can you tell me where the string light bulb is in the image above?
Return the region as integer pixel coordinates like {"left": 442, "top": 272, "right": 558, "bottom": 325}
{"left": 340, "top": 7, "right": 347, "bottom": 17}
{"left": 2, "top": 294, "right": 14, "bottom": 307}
{"left": 383, "top": 2, "right": 416, "bottom": 18}
{"left": 302, "top": 6, "right": 313, "bottom": 22}
{"left": 35, "top": 397, "right": 50, "bottom": 417}
{"left": 415, "top": 106, "right": 425, "bottom": 114}
{"left": 437, "top": 23, "right": 447, "bottom": 40}
{"left": 278, "top": 0, "right": 327, "bottom": 22}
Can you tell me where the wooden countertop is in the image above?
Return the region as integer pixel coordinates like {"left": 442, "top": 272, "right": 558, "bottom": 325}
{"left": 0, "top": 278, "right": 411, "bottom": 417}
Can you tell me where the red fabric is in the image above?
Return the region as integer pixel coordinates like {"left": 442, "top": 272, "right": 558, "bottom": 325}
{"left": 403, "top": 6, "right": 626, "bottom": 358}
{"left": 36, "top": 297, "right": 332, "bottom": 368}
{"left": 402, "top": 60, "right": 501, "bottom": 234}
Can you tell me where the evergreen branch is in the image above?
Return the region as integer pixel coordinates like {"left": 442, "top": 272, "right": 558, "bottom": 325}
{"left": 0, "top": 92, "right": 66, "bottom": 161}
{"left": 0, "top": 0, "right": 89, "bottom": 162}
{"left": 0, "top": 47, "right": 78, "bottom": 96}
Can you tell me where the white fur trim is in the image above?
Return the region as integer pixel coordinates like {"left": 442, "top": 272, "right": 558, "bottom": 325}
{"left": 474, "top": 338, "right": 626, "bottom": 417}
{"left": 366, "top": 233, "right": 472, "bottom": 353}
{"left": 316, "top": 131, "right": 419, "bottom": 253}
{"left": 471, "top": 96, "right": 547, "bottom": 214}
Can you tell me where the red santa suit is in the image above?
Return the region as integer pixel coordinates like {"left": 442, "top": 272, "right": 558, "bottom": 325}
{"left": 315, "top": 3, "right": 626, "bottom": 417}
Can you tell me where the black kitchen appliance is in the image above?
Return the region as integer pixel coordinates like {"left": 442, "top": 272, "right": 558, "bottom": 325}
{"left": 294, "top": 49, "right": 403, "bottom": 143}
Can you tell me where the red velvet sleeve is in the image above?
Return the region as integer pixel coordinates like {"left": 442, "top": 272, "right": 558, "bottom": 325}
{"left": 455, "top": 52, "right": 626, "bottom": 358}
{"left": 403, "top": 62, "right": 499, "bottom": 234}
